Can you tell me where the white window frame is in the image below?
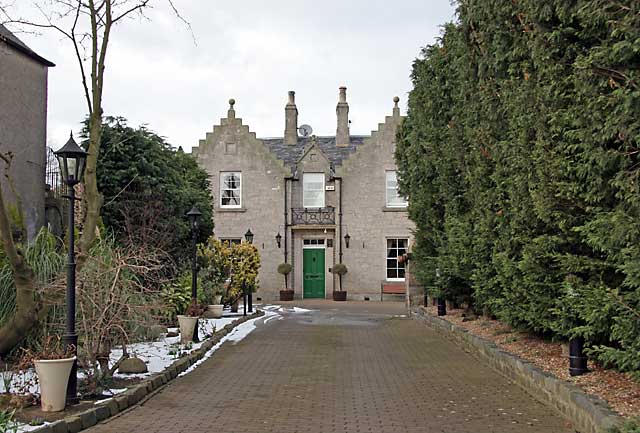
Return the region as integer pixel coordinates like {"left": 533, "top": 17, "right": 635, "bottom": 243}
{"left": 220, "top": 172, "right": 242, "bottom": 208}
{"left": 386, "top": 238, "right": 409, "bottom": 281}
{"left": 220, "top": 238, "right": 241, "bottom": 247}
{"left": 303, "top": 173, "right": 325, "bottom": 208}
{"left": 386, "top": 170, "right": 408, "bottom": 208}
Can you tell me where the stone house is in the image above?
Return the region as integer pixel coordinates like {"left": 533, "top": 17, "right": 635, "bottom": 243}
{"left": 193, "top": 87, "right": 420, "bottom": 302}
{"left": 0, "top": 25, "right": 54, "bottom": 240}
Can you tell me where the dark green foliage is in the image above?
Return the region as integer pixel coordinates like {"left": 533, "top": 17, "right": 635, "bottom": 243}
{"left": 397, "top": 1, "right": 640, "bottom": 372}
{"left": 94, "top": 117, "right": 213, "bottom": 269}
{"left": 277, "top": 263, "right": 293, "bottom": 275}
{"left": 609, "top": 418, "right": 640, "bottom": 433}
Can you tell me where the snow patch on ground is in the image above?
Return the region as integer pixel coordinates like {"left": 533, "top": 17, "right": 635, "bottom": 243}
{"left": 110, "top": 315, "right": 242, "bottom": 380}
{"left": 7, "top": 309, "right": 279, "bottom": 432}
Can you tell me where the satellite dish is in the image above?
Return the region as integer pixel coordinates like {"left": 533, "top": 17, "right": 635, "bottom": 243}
{"left": 298, "top": 124, "right": 313, "bottom": 137}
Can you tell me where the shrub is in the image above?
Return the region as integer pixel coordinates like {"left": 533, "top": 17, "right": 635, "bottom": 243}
{"left": 332, "top": 264, "right": 348, "bottom": 275}
{"left": 397, "top": 1, "right": 640, "bottom": 372}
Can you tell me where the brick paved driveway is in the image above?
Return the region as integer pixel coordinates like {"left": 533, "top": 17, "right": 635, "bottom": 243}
{"left": 87, "top": 301, "right": 575, "bottom": 433}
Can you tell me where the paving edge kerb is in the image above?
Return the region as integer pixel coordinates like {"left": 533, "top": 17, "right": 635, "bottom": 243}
{"left": 412, "top": 307, "right": 622, "bottom": 433}
{"left": 33, "top": 310, "right": 265, "bottom": 433}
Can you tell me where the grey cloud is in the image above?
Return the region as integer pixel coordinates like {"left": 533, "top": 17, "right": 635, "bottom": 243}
{"left": 14, "top": 0, "right": 456, "bottom": 150}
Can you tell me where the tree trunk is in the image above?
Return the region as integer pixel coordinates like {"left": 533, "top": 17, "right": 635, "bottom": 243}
{"left": 0, "top": 184, "right": 39, "bottom": 356}
{"left": 79, "top": 112, "right": 103, "bottom": 259}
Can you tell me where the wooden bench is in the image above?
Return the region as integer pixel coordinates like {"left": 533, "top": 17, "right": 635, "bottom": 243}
{"left": 380, "top": 282, "right": 406, "bottom": 301}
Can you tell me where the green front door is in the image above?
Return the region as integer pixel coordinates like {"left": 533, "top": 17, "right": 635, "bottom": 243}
{"left": 303, "top": 248, "right": 325, "bottom": 298}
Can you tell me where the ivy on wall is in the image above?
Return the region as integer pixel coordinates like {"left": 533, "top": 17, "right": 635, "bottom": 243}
{"left": 396, "top": 1, "right": 640, "bottom": 373}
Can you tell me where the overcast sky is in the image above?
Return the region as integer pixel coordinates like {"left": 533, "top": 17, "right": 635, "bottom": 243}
{"left": 9, "top": 0, "right": 456, "bottom": 151}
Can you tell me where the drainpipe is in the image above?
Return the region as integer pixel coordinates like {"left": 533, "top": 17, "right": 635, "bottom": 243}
{"left": 284, "top": 177, "right": 291, "bottom": 263}
{"left": 335, "top": 177, "right": 343, "bottom": 264}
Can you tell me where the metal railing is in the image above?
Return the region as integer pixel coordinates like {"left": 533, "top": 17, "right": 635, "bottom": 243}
{"left": 291, "top": 207, "right": 335, "bottom": 225}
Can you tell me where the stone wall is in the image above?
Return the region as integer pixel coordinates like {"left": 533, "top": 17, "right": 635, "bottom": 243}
{"left": 0, "top": 41, "right": 49, "bottom": 240}
{"left": 337, "top": 106, "right": 417, "bottom": 300}
{"left": 194, "top": 95, "right": 422, "bottom": 301}
{"left": 193, "top": 101, "right": 289, "bottom": 299}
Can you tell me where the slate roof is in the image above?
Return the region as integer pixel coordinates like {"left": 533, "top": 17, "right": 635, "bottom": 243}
{"left": 0, "top": 24, "right": 55, "bottom": 67}
{"left": 262, "top": 135, "right": 366, "bottom": 169}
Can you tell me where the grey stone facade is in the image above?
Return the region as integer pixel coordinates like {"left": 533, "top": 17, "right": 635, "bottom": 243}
{"left": 0, "top": 25, "right": 54, "bottom": 240}
{"left": 194, "top": 89, "right": 421, "bottom": 301}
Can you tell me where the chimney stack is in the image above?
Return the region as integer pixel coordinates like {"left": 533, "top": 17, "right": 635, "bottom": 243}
{"left": 336, "top": 86, "right": 350, "bottom": 147}
{"left": 284, "top": 91, "right": 298, "bottom": 146}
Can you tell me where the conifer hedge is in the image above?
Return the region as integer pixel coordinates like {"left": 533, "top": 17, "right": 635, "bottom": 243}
{"left": 396, "top": 1, "right": 640, "bottom": 373}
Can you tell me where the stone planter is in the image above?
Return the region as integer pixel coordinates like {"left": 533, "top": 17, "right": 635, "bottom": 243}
{"left": 35, "top": 356, "right": 75, "bottom": 412}
{"left": 279, "top": 290, "right": 294, "bottom": 301}
{"left": 332, "top": 290, "right": 347, "bottom": 301}
{"left": 177, "top": 315, "right": 198, "bottom": 343}
{"left": 204, "top": 304, "right": 223, "bottom": 319}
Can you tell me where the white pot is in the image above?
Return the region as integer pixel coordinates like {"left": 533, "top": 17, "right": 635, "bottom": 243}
{"left": 204, "top": 304, "right": 224, "bottom": 319}
{"left": 35, "top": 356, "right": 75, "bottom": 412}
{"left": 177, "top": 315, "right": 198, "bottom": 343}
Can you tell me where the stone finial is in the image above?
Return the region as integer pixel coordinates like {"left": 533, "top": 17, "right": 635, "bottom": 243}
{"left": 228, "top": 98, "right": 236, "bottom": 120}
{"left": 285, "top": 90, "right": 299, "bottom": 146}
{"left": 336, "top": 86, "right": 350, "bottom": 147}
{"left": 393, "top": 96, "right": 400, "bottom": 118}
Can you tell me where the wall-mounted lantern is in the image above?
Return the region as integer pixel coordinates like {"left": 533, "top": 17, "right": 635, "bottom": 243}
{"left": 344, "top": 233, "right": 351, "bottom": 249}
{"left": 275, "top": 232, "right": 282, "bottom": 249}
{"left": 244, "top": 229, "right": 254, "bottom": 244}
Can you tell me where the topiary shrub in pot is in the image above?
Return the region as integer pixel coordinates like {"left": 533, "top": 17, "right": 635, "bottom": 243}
{"left": 331, "top": 263, "right": 348, "bottom": 301}
{"left": 277, "top": 263, "right": 294, "bottom": 301}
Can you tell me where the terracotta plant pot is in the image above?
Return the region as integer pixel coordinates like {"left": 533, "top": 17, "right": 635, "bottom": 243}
{"left": 35, "top": 356, "right": 75, "bottom": 412}
{"left": 204, "top": 304, "right": 223, "bottom": 319}
{"left": 279, "top": 290, "right": 294, "bottom": 301}
{"left": 177, "top": 315, "right": 198, "bottom": 343}
{"left": 332, "top": 291, "right": 347, "bottom": 301}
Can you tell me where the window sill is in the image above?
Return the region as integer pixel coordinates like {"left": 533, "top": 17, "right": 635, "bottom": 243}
{"left": 382, "top": 206, "right": 408, "bottom": 212}
{"left": 216, "top": 207, "right": 247, "bottom": 213}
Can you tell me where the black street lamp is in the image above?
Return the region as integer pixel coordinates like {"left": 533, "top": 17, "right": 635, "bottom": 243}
{"left": 186, "top": 206, "right": 202, "bottom": 342}
{"left": 54, "top": 132, "right": 87, "bottom": 405}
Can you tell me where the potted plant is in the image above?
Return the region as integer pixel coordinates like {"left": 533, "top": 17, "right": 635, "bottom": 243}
{"left": 204, "top": 286, "right": 225, "bottom": 319}
{"left": 177, "top": 301, "right": 205, "bottom": 343}
{"left": 30, "top": 336, "right": 75, "bottom": 412}
{"left": 331, "top": 263, "right": 348, "bottom": 301}
{"left": 277, "top": 263, "right": 293, "bottom": 301}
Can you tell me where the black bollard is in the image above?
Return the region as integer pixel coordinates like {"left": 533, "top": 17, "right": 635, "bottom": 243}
{"left": 424, "top": 293, "right": 429, "bottom": 307}
{"left": 569, "top": 337, "right": 588, "bottom": 376}
{"left": 437, "top": 298, "right": 446, "bottom": 316}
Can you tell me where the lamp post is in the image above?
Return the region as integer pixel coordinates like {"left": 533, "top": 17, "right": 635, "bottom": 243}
{"left": 243, "top": 229, "right": 254, "bottom": 315}
{"left": 54, "top": 132, "right": 87, "bottom": 405}
{"left": 186, "top": 206, "right": 202, "bottom": 342}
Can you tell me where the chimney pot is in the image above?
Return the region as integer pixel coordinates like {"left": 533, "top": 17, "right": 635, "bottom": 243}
{"left": 336, "top": 87, "right": 350, "bottom": 147}
{"left": 285, "top": 90, "right": 298, "bottom": 145}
